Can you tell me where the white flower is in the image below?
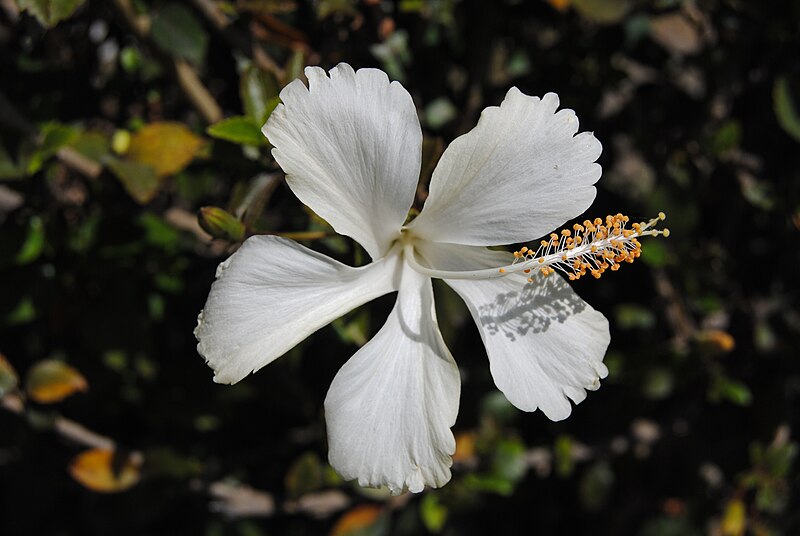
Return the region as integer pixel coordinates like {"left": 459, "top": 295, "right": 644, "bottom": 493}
{"left": 195, "top": 63, "right": 666, "bottom": 495}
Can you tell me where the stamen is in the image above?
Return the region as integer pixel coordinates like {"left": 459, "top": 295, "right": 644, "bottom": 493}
{"left": 510, "top": 213, "right": 669, "bottom": 281}
{"left": 402, "top": 213, "right": 669, "bottom": 282}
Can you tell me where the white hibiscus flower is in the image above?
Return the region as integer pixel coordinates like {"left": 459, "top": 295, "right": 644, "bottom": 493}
{"left": 195, "top": 63, "right": 667, "bottom": 495}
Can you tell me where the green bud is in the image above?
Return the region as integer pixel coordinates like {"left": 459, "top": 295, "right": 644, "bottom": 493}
{"left": 198, "top": 206, "right": 245, "bottom": 242}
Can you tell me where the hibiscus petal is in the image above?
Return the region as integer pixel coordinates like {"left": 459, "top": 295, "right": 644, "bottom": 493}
{"left": 263, "top": 64, "right": 422, "bottom": 259}
{"left": 409, "top": 89, "right": 602, "bottom": 246}
{"left": 324, "top": 265, "right": 460, "bottom": 494}
{"left": 414, "top": 241, "right": 609, "bottom": 421}
{"left": 195, "top": 235, "right": 400, "bottom": 384}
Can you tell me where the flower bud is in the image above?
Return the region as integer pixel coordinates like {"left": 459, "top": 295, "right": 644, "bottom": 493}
{"left": 198, "top": 206, "right": 245, "bottom": 242}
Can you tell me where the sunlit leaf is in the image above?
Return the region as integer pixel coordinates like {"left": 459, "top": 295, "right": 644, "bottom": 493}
{"left": 25, "top": 359, "right": 88, "bottom": 403}
{"left": 6, "top": 296, "right": 36, "bottom": 325}
{"left": 16, "top": 0, "right": 85, "bottom": 27}
{"left": 69, "top": 448, "right": 141, "bottom": 493}
{"left": 240, "top": 65, "right": 279, "bottom": 124}
{"left": 773, "top": 76, "right": 800, "bottom": 143}
{"left": 695, "top": 329, "right": 736, "bottom": 355}
{"left": 151, "top": 3, "right": 209, "bottom": 66}
{"left": 452, "top": 431, "right": 477, "bottom": 463}
{"left": 420, "top": 493, "right": 448, "bottom": 533}
{"left": 709, "top": 372, "right": 752, "bottom": 407}
{"left": 15, "top": 215, "right": 45, "bottom": 264}
{"left": 126, "top": 122, "right": 204, "bottom": 178}
{"left": 0, "top": 354, "right": 20, "bottom": 396}
{"left": 720, "top": 499, "right": 746, "bottom": 536}
{"left": 330, "top": 504, "right": 386, "bottom": 536}
{"left": 106, "top": 157, "right": 160, "bottom": 204}
{"left": 27, "top": 122, "right": 78, "bottom": 175}
{"left": 555, "top": 435, "right": 575, "bottom": 477}
{"left": 207, "top": 116, "right": 265, "bottom": 146}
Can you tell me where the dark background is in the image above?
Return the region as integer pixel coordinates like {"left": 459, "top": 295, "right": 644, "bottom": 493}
{"left": 1, "top": 0, "right": 799, "bottom": 534}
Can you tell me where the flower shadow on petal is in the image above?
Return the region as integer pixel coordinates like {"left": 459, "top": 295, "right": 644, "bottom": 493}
{"left": 477, "top": 276, "right": 587, "bottom": 341}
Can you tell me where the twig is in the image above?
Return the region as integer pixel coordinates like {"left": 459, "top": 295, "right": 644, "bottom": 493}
{"left": 111, "top": 0, "right": 222, "bottom": 123}
{"left": 652, "top": 268, "right": 695, "bottom": 352}
{"left": 56, "top": 147, "right": 103, "bottom": 179}
{"left": 188, "top": 0, "right": 285, "bottom": 79}
{"left": 174, "top": 60, "right": 223, "bottom": 123}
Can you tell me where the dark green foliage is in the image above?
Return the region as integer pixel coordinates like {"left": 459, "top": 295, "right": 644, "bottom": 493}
{"left": 1, "top": 1, "right": 800, "bottom": 535}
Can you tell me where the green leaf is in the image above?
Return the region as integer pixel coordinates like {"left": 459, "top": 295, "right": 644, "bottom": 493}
{"left": 419, "top": 493, "right": 448, "bottom": 533}
{"left": 206, "top": 116, "right": 265, "bottom": 146}
{"left": 571, "top": 0, "right": 630, "bottom": 25}
{"left": 492, "top": 437, "right": 527, "bottom": 483}
{"left": 554, "top": 435, "right": 575, "bottom": 477}
{"left": 579, "top": 462, "right": 615, "bottom": 511}
{"left": 614, "top": 304, "right": 656, "bottom": 330}
{"left": 16, "top": 0, "right": 85, "bottom": 27}
{"left": 773, "top": 76, "right": 800, "bottom": 143}
{"left": 240, "top": 65, "right": 279, "bottom": 124}
{"left": 27, "top": 122, "right": 78, "bottom": 175}
{"left": 15, "top": 215, "right": 45, "bottom": 264}
{"left": 68, "top": 130, "right": 111, "bottom": 162}
{"left": 151, "top": 3, "right": 209, "bottom": 66}
{"left": 283, "top": 452, "right": 324, "bottom": 498}
{"left": 0, "top": 143, "right": 24, "bottom": 180}
{"left": 710, "top": 120, "right": 742, "bottom": 156}
{"left": 640, "top": 240, "right": 672, "bottom": 268}
{"left": 709, "top": 372, "right": 753, "bottom": 407}
{"left": 106, "top": 157, "right": 160, "bottom": 204}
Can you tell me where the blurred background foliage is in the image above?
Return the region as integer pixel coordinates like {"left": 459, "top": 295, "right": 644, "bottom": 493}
{"left": 1, "top": 0, "right": 800, "bottom": 534}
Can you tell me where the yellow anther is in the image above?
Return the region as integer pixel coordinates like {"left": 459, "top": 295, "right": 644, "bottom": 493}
{"left": 658, "top": 212, "right": 666, "bottom": 221}
{"left": 662, "top": 228, "right": 671, "bottom": 237}
{"left": 520, "top": 246, "right": 528, "bottom": 254}
{"left": 561, "top": 229, "right": 571, "bottom": 237}
{"left": 499, "top": 268, "right": 506, "bottom": 273}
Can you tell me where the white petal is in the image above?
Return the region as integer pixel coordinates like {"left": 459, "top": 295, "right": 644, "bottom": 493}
{"left": 414, "top": 241, "right": 609, "bottom": 421}
{"left": 263, "top": 64, "right": 422, "bottom": 259}
{"left": 324, "top": 264, "right": 459, "bottom": 494}
{"left": 409, "top": 89, "right": 602, "bottom": 246}
{"left": 195, "top": 235, "right": 400, "bottom": 384}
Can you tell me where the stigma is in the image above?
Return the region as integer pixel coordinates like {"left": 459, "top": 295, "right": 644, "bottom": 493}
{"left": 508, "top": 213, "right": 669, "bottom": 282}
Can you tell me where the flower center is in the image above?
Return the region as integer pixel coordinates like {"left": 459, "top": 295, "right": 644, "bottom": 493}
{"left": 402, "top": 213, "right": 669, "bottom": 282}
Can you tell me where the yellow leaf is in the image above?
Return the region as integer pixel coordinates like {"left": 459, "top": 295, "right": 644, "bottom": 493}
{"left": 721, "top": 499, "right": 746, "bottom": 536}
{"left": 25, "top": 359, "right": 88, "bottom": 403}
{"left": 126, "top": 122, "right": 204, "bottom": 178}
{"left": 452, "top": 431, "right": 477, "bottom": 463}
{"left": 69, "top": 448, "right": 142, "bottom": 493}
{"left": 330, "top": 504, "right": 383, "bottom": 536}
{"left": 547, "top": 0, "right": 570, "bottom": 12}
